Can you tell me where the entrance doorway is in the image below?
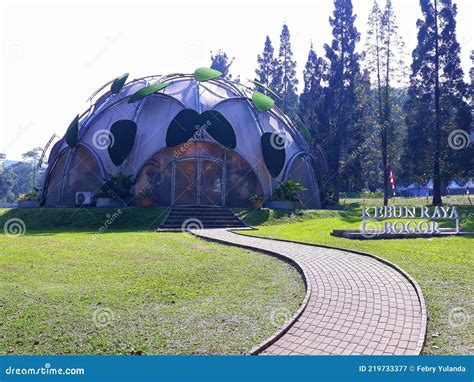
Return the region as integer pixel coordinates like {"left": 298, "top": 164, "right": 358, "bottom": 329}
{"left": 172, "top": 157, "right": 224, "bottom": 206}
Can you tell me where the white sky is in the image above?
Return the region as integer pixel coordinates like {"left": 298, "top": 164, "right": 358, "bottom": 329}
{"left": 0, "top": 0, "right": 472, "bottom": 160}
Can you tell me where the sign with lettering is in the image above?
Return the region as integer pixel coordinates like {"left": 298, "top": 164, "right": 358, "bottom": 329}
{"left": 362, "top": 206, "right": 460, "bottom": 235}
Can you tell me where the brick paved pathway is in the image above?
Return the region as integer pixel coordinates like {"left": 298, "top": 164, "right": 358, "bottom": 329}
{"left": 192, "top": 229, "right": 426, "bottom": 355}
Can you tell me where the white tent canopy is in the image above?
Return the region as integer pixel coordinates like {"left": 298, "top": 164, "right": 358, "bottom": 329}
{"left": 463, "top": 180, "right": 474, "bottom": 189}
{"left": 447, "top": 180, "right": 463, "bottom": 189}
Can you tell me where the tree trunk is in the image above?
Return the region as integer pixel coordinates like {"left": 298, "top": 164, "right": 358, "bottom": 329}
{"left": 374, "top": 16, "right": 389, "bottom": 206}
{"left": 383, "top": 18, "right": 391, "bottom": 207}
{"left": 432, "top": 0, "right": 442, "bottom": 205}
{"left": 333, "top": 26, "right": 346, "bottom": 203}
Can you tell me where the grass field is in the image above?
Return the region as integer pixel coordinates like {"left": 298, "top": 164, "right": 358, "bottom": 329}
{"left": 238, "top": 197, "right": 474, "bottom": 355}
{"left": 1, "top": 196, "right": 472, "bottom": 355}
{"left": 0, "top": 209, "right": 304, "bottom": 355}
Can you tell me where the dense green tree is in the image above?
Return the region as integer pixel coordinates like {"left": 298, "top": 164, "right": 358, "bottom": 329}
{"left": 255, "top": 36, "right": 278, "bottom": 95}
{"left": 273, "top": 24, "right": 299, "bottom": 116}
{"left": 299, "top": 43, "right": 326, "bottom": 144}
{"left": 404, "top": 0, "right": 470, "bottom": 204}
{"left": 0, "top": 147, "right": 45, "bottom": 204}
{"left": 365, "top": 0, "right": 406, "bottom": 205}
{"left": 21, "top": 147, "right": 43, "bottom": 191}
{"left": 210, "top": 49, "right": 235, "bottom": 80}
{"left": 321, "top": 0, "right": 361, "bottom": 199}
{"left": 345, "top": 70, "right": 379, "bottom": 192}
{"left": 0, "top": 168, "right": 18, "bottom": 203}
{"left": 0, "top": 163, "right": 35, "bottom": 203}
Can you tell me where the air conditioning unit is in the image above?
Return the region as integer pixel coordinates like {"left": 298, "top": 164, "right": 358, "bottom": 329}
{"left": 76, "top": 191, "right": 92, "bottom": 206}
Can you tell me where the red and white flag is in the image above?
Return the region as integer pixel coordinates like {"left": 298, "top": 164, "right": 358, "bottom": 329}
{"left": 389, "top": 168, "right": 395, "bottom": 196}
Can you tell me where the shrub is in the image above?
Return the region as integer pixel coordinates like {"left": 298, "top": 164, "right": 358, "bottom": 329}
{"left": 95, "top": 173, "right": 133, "bottom": 200}
{"left": 139, "top": 186, "right": 158, "bottom": 201}
{"left": 270, "top": 181, "right": 307, "bottom": 202}
{"left": 324, "top": 188, "right": 338, "bottom": 205}
{"left": 18, "top": 187, "right": 40, "bottom": 201}
{"left": 360, "top": 189, "right": 384, "bottom": 199}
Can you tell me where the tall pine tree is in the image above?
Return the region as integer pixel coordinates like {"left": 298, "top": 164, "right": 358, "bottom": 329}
{"left": 255, "top": 36, "right": 278, "bottom": 95}
{"left": 322, "top": 0, "right": 360, "bottom": 199}
{"left": 299, "top": 43, "right": 326, "bottom": 144}
{"left": 273, "top": 24, "right": 299, "bottom": 116}
{"left": 404, "top": 0, "right": 469, "bottom": 205}
{"left": 365, "top": 0, "right": 406, "bottom": 205}
{"left": 210, "top": 49, "right": 235, "bottom": 80}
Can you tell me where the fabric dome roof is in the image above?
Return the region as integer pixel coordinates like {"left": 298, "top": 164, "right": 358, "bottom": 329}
{"left": 43, "top": 72, "right": 322, "bottom": 208}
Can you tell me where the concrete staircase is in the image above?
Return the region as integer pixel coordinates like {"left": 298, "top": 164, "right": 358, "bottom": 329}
{"left": 159, "top": 206, "right": 247, "bottom": 230}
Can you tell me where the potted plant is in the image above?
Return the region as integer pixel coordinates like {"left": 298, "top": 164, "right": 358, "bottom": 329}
{"left": 18, "top": 187, "right": 40, "bottom": 208}
{"left": 249, "top": 194, "right": 265, "bottom": 209}
{"left": 95, "top": 173, "right": 133, "bottom": 208}
{"left": 265, "top": 180, "right": 307, "bottom": 210}
{"left": 140, "top": 186, "right": 158, "bottom": 207}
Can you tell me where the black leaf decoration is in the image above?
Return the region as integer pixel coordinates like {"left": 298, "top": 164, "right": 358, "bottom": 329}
{"left": 65, "top": 115, "right": 79, "bottom": 148}
{"left": 111, "top": 73, "right": 129, "bottom": 94}
{"left": 166, "top": 109, "right": 236, "bottom": 149}
{"left": 166, "top": 109, "right": 200, "bottom": 147}
{"left": 108, "top": 120, "right": 137, "bottom": 166}
{"left": 204, "top": 110, "right": 236, "bottom": 149}
{"left": 261, "top": 132, "right": 286, "bottom": 177}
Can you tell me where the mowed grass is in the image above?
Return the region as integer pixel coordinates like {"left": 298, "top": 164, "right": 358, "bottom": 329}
{"left": 0, "top": 226, "right": 305, "bottom": 355}
{"left": 239, "top": 198, "right": 474, "bottom": 355}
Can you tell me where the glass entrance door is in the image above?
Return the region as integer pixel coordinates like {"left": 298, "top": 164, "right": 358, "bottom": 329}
{"left": 200, "top": 159, "right": 224, "bottom": 206}
{"left": 174, "top": 158, "right": 198, "bottom": 205}
{"left": 173, "top": 158, "right": 224, "bottom": 206}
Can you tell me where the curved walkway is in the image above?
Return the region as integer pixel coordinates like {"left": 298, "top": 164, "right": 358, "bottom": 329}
{"left": 192, "top": 228, "right": 426, "bottom": 355}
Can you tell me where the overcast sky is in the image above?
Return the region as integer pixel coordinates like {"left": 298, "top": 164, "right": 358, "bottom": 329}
{"left": 0, "top": 0, "right": 472, "bottom": 160}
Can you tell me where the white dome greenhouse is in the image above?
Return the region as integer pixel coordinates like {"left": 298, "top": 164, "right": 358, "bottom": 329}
{"left": 42, "top": 69, "right": 324, "bottom": 208}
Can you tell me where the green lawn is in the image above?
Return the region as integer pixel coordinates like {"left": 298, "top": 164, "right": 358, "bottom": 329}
{"left": 1, "top": 198, "right": 472, "bottom": 356}
{"left": 0, "top": 211, "right": 305, "bottom": 355}
{"left": 238, "top": 197, "right": 474, "bottom": 355}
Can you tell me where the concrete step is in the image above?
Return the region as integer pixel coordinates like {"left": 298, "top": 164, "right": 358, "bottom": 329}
{"left": 160, "top": 206, "right": 246, "bottom": 229}
{"left": 162, "top": 223, "right": 246, "bottom": 229}
{"left": 170, "top": 209, "right": 232, "bottom": 214}
{"left": 168, "top": 214, "right": 238, "bottom": 220}
{"left": 167, "top": 212, "right": 236, "bottom": 217}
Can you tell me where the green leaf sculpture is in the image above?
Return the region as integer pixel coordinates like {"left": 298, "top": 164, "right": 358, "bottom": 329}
{"left": 251, "top": 91, "right": 275, "bottom": 112}
{"left": 111, "top": 73, "right": 129, "bottom": 94}
{"left": 128, "top": 82, "right": 168, "bottom": 104}
{"left": 193, "top": 67, "right": 222, "bottom": 82}
{"left": 64, "top": 115, "right": 79, "bottom": 148}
